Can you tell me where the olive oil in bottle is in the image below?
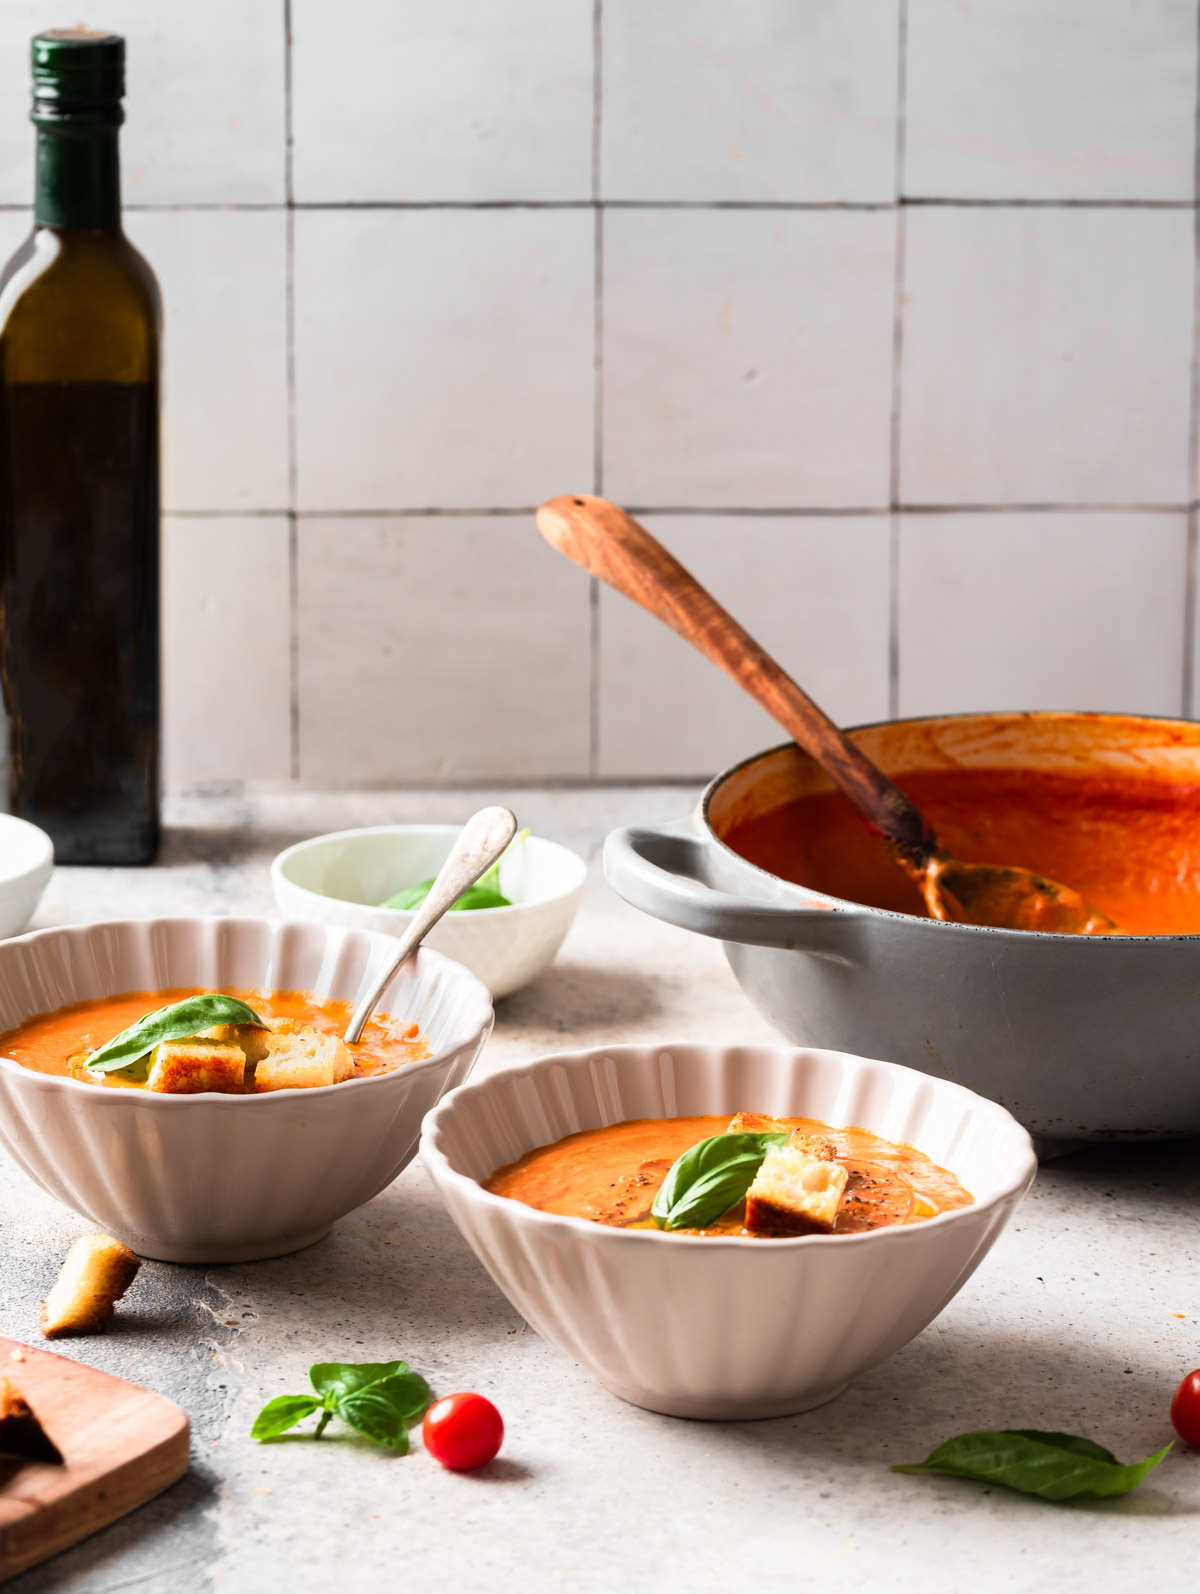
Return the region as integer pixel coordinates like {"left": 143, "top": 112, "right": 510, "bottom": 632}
{"left": 0, "top": 29, "right": 161, "bottom": 864}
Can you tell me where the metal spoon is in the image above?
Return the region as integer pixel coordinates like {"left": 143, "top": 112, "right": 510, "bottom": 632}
{"left": 536, "top": 494, "right": 1115, "bottom": 935}
{"left": 343, "top": 804, "right": 518, "bottom": 1044}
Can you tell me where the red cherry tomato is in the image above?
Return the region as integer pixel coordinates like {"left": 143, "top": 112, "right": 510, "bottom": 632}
{"left": 1171, "top": 1369, "right": 1200, "bottom": 1445}
{"left": 422, "top": 1392, "right": 504, "bottom": 1471}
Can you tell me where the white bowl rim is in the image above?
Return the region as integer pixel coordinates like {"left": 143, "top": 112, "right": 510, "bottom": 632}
{"left": 0, "top": 916, "right": 494, "bottom": 1108}
{"left": 271, "top": 824, "right": 588, "bottom": 919}
{"left": 0, "top": 814, "right": 54, "bottom": 888}
{"left": 421, "top": 1040, "right": 1038, "bottom": 1252}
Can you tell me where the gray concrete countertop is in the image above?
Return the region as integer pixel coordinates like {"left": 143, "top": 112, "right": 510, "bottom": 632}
{"left": 2, "top": 786, "right": 1198, "bottom": 1594}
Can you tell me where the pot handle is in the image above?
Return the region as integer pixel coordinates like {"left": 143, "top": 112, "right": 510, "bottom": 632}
{"left": 603, "top": 822, "right": 868, "bottom": 951}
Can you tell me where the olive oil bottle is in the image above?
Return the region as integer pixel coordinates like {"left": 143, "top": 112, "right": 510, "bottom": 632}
{"left": 0, "top": 29, "right": 160, "bottom": 864}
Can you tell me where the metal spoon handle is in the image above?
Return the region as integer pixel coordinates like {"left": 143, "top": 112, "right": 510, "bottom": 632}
{"left": 343, "top": 805, "right": 518, "bottom": 1044}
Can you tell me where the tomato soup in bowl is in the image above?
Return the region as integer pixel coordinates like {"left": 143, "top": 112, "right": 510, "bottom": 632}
{"left": 0, "top": 918, "right": 493, "bottom": 1263}
{"left": 421, "top": 1042, "right": 1035, "bottom": 1421}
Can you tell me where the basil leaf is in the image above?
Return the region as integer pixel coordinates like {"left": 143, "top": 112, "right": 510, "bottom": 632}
{"left": 335, "top": 1371, "right": 433, "bottom": 1454}
{"left": 381, "top": 878, "right": 512, "bottom": 912}
{"left": 309, "top": 1360, "right": 408, "bottom": 1402}
{"left": 893, "top": 1429, "right": 1172, "bottom": 1500}
{"left": 379, "top": 827, "right": 530, "bottom": 912}
{"left": 652, "top": 1131, "right": 789, "bottom": 1231}
{"left": 85, "top": 994, "right": 266, "bottom": 1077}
{"left": 251, "top": 1395, "right": 320, "bottom": 1440}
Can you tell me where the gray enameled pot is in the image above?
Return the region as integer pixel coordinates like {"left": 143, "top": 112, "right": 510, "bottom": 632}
{"left": 603, "top": 712, "right": 1200, "bottom": 1145}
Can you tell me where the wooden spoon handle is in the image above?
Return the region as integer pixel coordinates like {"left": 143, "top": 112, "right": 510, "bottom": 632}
{"left": 537, "top": 494, "right": 937, "bottom": 873}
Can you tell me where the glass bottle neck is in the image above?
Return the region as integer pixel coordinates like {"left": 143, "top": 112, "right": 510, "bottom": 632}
{"left": 34, "top": 122, "right": 121, "bottom": 231}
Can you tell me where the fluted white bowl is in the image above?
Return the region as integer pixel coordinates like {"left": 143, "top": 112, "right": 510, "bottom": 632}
{"left": 0, "top": 918, "right": 493, "bottom": 1263}
{"left": 271, "top": 825, "right": 587, "bottom": 998}
{"left": 422, "top": 1043, "right": 1036, "bottom": 1420}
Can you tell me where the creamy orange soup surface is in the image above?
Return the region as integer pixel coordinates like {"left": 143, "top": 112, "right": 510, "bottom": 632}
{"left": 485, "top": 1115, "right": 973, "bottom": 1237}
{"left": 0, "top": 988, "right": 428, "bottom": 1090}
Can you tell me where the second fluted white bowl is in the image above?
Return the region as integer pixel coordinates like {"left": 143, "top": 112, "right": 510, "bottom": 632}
{"left": 422, "top": 1042, "right": 1036, "bottom": 1420}
{"left": 0, "top": 917, "right": 493, "bottom": 1263}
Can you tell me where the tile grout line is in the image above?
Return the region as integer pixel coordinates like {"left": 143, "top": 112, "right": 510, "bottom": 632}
{"left": 1182, "top": 0, "right": 1200, "bottom": 718}
{"left": 163, "top": 501, "right": 1200, "bottom": 519}
{"left": 283, "top": 0, "right": 301, "bottom": 781}
{"left": 886, "top": 0, "right": 909, "bottom": 720}
{"left": 588, "top": 0, "right": 604, "bottom": 781}
{"left": 23, "top": 197, "right": 1187, "bottom": 213}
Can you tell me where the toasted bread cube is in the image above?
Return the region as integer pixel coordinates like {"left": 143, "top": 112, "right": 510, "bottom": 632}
{"left": 726, "top": 1113, "right": 836, "bottom": 1161}
{"left": 727, "top": 1112, "right": 789, "bottom": 1136}
{"left": 199, "top": 1022, "right": 270, "bottom": 1067}
{"left": 0, "top": 1375, "right": 62, "bottom": 1463}
{"left": 744, "top": 1146, "right": 849, "bottom": 1236}
{"left": 41, "top": 1234, "right": 140, "bottom": 1338}
{"left": 146, "top": 1041, "right": 246, "bottom": 1095}
{"left": 253, "top": 1025, "right": 355, "bottom": 1092}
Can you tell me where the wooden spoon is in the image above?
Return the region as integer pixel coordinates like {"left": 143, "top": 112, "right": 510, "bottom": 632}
{"left": 536, "top": 494, "right": 1115, "bottom": 935}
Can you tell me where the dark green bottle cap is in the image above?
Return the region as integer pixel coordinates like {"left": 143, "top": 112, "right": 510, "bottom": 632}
{"left": 32, "top": 28, "right": 125, "bottom": 112}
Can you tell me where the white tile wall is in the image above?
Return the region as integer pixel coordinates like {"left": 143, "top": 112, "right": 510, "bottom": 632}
{"left": 162, "top": 516, "right": 292, "bottom": 785}
{"left": 906, "top": 0, "right": 1198, "bottom": 201}
{"left": 0, "top": 1, "right": 1197, "bottom": 786}
{"left": 293, "top": 209, "right": 595, "bottom": 510}
{"left": 0, "top": 0, "right": 285, "bottom": 205}
{"left": 898, "top": 512, "right": 1188, "bottom": 717}
{"left": 603, "top": 209, "right": 896, "bottom": 508}
{"left": 295, "top": 518, "right": 591, "bottom": 782}
{"left": 127, "top": 211, "right": 290, "bottom": 512}
{"left": 601, "top": 0, "right": 900, "bottom": 202}
{"left": 292, "top": 0, "right": 594, "bottom": 203}
{"left": 598, "top": 516, "right": 891, "bottom": 777}
{"left": 899, "top": 207, "right": 1196, "bottom": 506}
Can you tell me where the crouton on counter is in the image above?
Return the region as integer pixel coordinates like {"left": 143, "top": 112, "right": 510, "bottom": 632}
{"left": 253, "top": 1021, "right": 355, "bottom": 1091}
{"left": 744, "top": 1145, "right": 849, "bottom": 1237}
{"left": 41, "top": 1234, "right": 141, "bottom": 1338}
{"left": 0, "top": 1375, "right": 63, "bottom": 1463}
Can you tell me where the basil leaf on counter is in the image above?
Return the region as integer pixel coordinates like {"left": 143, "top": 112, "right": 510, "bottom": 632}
{"left": 84, "top": 993, "right": 267, "bottom": 1080}
{"left": 309, "top": 1360, "right": 408, "bottom": 1403}
{"left": 651, "top": 1130, "right": 789, "bottom": 1231}
{"left": 252, "top": 1359, "right": 434, "bottom": 1453}
{"left": 893, "top": 1429, "right": 1172, "bottom": 1500}
{"left": 250, "top": 1395, "right": 321, "bottom": 1440}
{"left": 335, "top": 1371, "right": 433, "bottom": 1455}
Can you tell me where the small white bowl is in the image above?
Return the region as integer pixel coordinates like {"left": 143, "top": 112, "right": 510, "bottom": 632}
{"left": 0, "top": 917, "right": 493, "bottom": 1263}
{"left": 421, "top": 1042, "right": 1036, "bottom": 1421}
{"left": 0, "top": 815, "right": 53, "bottom": 939}
{"left": 271, "top": 825, "right": 587, "bottom": 998}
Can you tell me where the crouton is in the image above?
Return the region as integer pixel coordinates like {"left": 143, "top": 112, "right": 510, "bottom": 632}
{"left": 727, "top": 1112, "right": 788, "bottom": 1136}
{"left": 744, "top": 1145, "right": 849, "bottom": 1236}
{"left": 253, "top": 1023, "right": 355, "bottom": 1092}
{"left": 41, "top": 1234, "right": 141, "bottom": 1338}
{"left": 0, "top": 1375, "right": 62, "bottom": 1463}
{"left": 726, "top": 1113, "right": 837, "bottom": 1161}
{"left": 199, "top": 1022, "right": 270, "bottom": 1068}
{"left": 146, "top": 1040, "right": 246, "bottom": 1095}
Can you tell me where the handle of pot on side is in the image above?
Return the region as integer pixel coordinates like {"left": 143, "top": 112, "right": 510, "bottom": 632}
{"left": 603, "top": 823, "right": 870, "bottom": 953}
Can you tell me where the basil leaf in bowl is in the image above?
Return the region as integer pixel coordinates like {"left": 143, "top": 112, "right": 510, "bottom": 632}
{"left": 651, "top": 1130, "right": 788, "bottom": 1231}
{"left": 84, "top": 993, "right": 266, "bottom": 1082}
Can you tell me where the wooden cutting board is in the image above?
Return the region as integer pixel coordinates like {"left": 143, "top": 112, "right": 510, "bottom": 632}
{"left": 0, "top": 1336, "right": 190, "bottom": 1584}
